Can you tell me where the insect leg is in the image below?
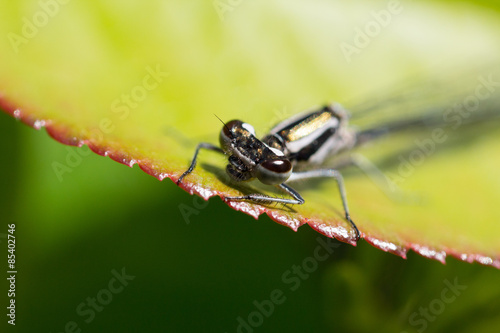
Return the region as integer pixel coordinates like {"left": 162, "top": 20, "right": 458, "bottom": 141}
{"left": 287, "top": 169, "right": 360, "bottom": 240}
{"left": 224, "top": 183, "right": 305, "bottom": 205}
{"left": 177, "top": 143, "right": 224, "bottom": 185}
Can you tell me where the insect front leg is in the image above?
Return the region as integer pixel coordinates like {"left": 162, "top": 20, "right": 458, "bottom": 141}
{"left": 287, "top": 169, "right": 360, "bottom": 240}
{"left": 177, "top": 143, "right": 224, "bottom": 184}
{"left": 224, "top": 183, "right": 305, "bottom": 205}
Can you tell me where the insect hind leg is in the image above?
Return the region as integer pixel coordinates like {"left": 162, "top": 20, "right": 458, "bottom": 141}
{"left": 287, "top": 169, "right": 360, "bottom": 240}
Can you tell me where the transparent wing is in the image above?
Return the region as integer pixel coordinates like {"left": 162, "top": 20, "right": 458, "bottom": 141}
{"left": 345, "top": 63, "right": 500, "bottom": 145}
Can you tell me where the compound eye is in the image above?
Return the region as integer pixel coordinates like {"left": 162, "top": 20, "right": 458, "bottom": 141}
{"left": 261, "top": 159, "right": 291, "bottom": 173}
{"left": 222, "top": 120, "right": 242, "bottom": 139}
{"left": 255, "top": 159, "right": 292, "bottom": 185}
{"left": 220, "top": 120, "right": 243, "bottom": 149}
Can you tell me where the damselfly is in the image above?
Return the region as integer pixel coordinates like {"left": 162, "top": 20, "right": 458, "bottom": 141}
{"left": 176, "top": 69, "right": 500, "bottom": 241}
{"left": 177, "top": 104, "right": 365, "bottom": 240}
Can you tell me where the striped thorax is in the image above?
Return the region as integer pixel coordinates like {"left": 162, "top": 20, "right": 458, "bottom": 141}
{"left": 262, "top": 104, "right": 356, "bottom": 167}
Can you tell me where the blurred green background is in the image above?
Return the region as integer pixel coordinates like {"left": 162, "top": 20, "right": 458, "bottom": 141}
{"left": 2, "top": 0, "right": 500, "bottom": 332}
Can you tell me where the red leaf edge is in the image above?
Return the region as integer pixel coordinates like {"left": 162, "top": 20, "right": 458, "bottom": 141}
{"left": 2, "top": 96, "right": 499, "bottom": 269}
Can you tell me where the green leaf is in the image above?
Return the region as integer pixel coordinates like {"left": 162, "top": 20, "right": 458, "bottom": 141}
{"left": 1, "top": 0, "right": 499, "bottom": 267}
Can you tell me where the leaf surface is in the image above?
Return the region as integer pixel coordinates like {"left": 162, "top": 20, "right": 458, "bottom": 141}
{"left": 1, "top": 0, "right": 500, "bottom": 267}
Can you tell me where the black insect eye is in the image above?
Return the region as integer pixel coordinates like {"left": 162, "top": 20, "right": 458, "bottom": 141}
{"left": 255, "top": 159, "right": 292, "bottom": 185}
{"left": 222, "top": 120, "right": 241, "bottom": 138}
{"left": 261, "top": 159, "right": 291, "bottom": 173}
{"left": 220, "top": 120, "right": 242, "bottom": 149}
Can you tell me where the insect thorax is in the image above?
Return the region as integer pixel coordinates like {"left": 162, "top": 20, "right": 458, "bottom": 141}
{"left": 263, "top": 104, "right": 356, "bottom": 166}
